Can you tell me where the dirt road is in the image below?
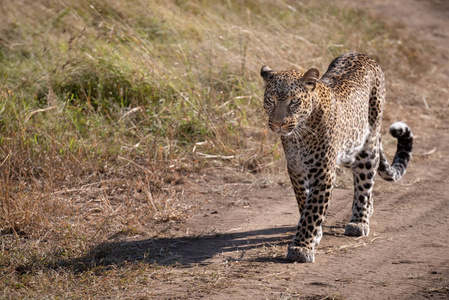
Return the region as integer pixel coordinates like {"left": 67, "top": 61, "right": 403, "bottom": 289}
{"left": 95, "top": 1, "right": 449, "bottom": 298}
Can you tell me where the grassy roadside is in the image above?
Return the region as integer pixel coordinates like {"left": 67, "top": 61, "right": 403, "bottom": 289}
{"left": 0, "top": 0, "right": 439, "bottom": 297}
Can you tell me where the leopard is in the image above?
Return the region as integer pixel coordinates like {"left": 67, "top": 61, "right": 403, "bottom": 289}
{"left": 260, "top": 52, "right": 413, "bottom": 263}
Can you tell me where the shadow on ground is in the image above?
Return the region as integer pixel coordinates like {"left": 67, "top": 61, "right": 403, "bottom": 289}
{"left": 51, "top": 226, "right": 298, "bottom": 273}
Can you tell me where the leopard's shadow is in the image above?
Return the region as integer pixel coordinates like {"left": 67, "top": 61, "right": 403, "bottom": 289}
{"left": 49, "top": 226, "right": 299, "bottom": 273}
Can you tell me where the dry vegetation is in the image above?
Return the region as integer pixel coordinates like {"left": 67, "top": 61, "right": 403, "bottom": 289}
{"left": 0, "top": 0, "right": 442, "bottom": 298}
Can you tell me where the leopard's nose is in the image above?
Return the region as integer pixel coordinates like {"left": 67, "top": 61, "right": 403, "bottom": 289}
{"left": 273, "top": 121, "right": 285, "bottom": 127}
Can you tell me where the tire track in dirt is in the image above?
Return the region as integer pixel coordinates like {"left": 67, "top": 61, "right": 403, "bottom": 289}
{"left": 205, "top": 136, "right": 449, "bottom": 300}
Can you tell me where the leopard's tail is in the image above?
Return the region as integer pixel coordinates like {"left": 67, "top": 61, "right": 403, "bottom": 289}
{"left": 378, "top": 122, "right": 413, "bottom": 182}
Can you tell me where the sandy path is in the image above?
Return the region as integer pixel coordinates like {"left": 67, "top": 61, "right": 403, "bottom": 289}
{"left": 181, "top": 1, "right": 449, "bottom": 298}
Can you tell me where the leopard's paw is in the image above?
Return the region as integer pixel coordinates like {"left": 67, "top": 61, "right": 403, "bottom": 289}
{"left": 345, "top": 222, "right": 369, "bottom": 236}
{"left": 286, "top": 245, "right": 315, "bottom": 263}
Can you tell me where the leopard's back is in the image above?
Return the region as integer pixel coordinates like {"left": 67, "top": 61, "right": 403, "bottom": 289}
{"left": 322, "top": 52, "right": 385, "bottom": 135}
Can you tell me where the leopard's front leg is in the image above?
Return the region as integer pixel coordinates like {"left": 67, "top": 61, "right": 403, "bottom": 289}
{"left": 287, "top": 167, "right": 309, "bottom": 215}
{"left": 287, "top": 168, "right": 335, "bottom": 263}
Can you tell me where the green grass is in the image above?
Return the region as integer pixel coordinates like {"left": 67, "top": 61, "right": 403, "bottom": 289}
{"left": 0, "top": 0, "right": 438, "bottom": 298}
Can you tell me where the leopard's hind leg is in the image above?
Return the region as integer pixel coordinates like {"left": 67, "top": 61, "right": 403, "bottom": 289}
{"left": 346, "top": 68, "right": 384, "bottom": 236}
{"left": 345, "top": 139, "right": 380, "bottom": 236}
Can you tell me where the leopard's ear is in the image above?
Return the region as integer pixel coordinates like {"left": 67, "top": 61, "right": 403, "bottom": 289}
{"left": 260, "top": 65, "right": 274, "bottom": 82}
{"left": 302, "top": 68, "right": 320, "bottom": 90}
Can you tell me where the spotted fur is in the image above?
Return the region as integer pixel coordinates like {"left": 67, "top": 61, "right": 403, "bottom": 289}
{"left": 260, "top": 53, "right": 413, "bottom": 263}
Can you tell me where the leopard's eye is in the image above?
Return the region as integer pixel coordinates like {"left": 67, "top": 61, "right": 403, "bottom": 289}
{"left": 266, "top": 96, "right": 275, "bottom": 104}
{"left": 291, "top": 98, "right": 300, "bottom": 104}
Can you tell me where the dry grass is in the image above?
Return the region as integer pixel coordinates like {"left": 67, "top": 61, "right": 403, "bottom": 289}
{"left": 0, "top": 0, "right": 442, "bottom": 298}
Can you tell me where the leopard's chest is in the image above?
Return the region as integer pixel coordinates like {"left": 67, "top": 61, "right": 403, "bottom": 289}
{"left": 281, "top": 121, "right": 370, "bottom": 172}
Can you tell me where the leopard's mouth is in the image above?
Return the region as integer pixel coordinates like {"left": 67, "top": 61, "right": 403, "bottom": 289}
{"left": 269, "top": 122, "right": 297, "bottom": 136}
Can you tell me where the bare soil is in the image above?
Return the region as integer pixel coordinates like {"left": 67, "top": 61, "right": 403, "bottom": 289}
{"left": 69, "top": 1, "right": 449, "bottom": 299}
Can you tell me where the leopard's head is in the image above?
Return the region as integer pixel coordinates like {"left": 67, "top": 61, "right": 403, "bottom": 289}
{"left": 260, "top": 66, "right": 319, "bottom": 136}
